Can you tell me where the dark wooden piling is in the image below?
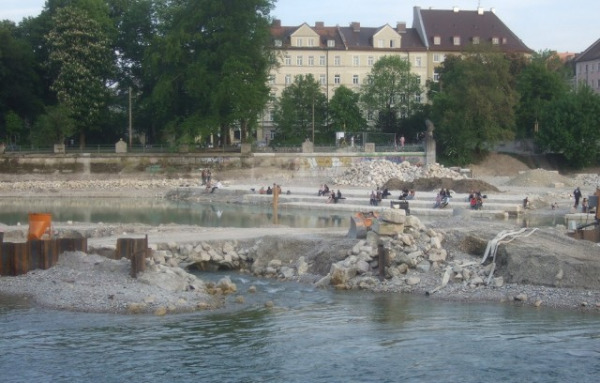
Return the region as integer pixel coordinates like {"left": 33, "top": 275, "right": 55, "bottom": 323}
{"left": 116, "top": 236, "right": 149, "bottom": 278}
{"left": 378, "top": 243, "right": 387, "bottom": 281}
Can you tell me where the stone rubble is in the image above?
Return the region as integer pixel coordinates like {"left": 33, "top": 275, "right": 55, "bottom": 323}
{"left": 332, "top": 159, "right": 465, "bottom": 187}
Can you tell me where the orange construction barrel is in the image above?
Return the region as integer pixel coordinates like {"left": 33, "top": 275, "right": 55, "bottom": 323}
{"left": 28, "top": 213, "right": 52, "bottom": 240}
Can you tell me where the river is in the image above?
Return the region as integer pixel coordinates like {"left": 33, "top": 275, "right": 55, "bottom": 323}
{"left": 1, "top": 271, "right": 598, "bottom": 382}
{"left": 1, "top": 198, "right": 595, "bottom": 382}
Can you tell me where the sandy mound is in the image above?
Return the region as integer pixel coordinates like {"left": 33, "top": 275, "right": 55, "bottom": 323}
{"left": 469, "top": 152, "right": 531, "bottom": 177}
{"left": 505, "top": 168, "right": 576, "bottom": 188}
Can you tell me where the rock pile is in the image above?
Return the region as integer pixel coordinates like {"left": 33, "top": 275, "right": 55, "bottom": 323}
{"left": 0, "top": 178, "right": 194, "bottom": 193}
{"left": 575, "top": 173, "right": 600, "bottom": 188}
{"left": 506, "top": 169, "right": 576, "bottom": 188}
{"left": 332, "top": 160, "right": 465, "bottom": 187}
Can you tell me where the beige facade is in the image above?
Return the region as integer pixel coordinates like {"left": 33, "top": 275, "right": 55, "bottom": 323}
{"left": 575, "top": 38, "right": 600, "bottom": 94}
{"left": 258, "top": 6, "right": 532, "bottom": 144}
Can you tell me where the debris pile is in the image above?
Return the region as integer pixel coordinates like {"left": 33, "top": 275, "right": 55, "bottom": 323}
{"left": 332, "top": 159, "right": 465, "bottom": 187}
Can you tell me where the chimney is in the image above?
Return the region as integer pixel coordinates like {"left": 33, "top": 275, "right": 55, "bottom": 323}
{"left": 453, "top": 6, "right": 459, "bottom": 13}
{"left": 272, "top": 19, "right": 281, "bottom": 28}
{"left": 490, "top": 7, "right": 496, "bottom": 14}
{"left": 351, "top": 21, "right": 360, "bottom": 32}
{"left": 477, "top": 7, "right": 484, "bottom": 15}
{"left": 315, "top": 21, "right": 324, "bottom": 28}
{"left": 396, "top": 22, "right": 406, "bottom": 33}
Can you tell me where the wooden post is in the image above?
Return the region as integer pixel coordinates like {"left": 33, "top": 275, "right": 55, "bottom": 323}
{"left": 378, "top": 243, "right": 387, "bottom": 281}
{"left": 116, "top": 237, "right": 148, "bottom": 278}
{"left": 272, "top": 183, "right": 279, "bottom": 225}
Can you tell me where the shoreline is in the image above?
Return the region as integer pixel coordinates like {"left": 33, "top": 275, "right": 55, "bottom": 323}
{"left": 1, "top": 167, "right": 599, "bottom": 315}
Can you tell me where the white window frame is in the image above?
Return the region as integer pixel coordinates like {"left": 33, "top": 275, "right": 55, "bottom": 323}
{"left": 415, "top": 57, "right": 422, "bottom": 67}
{"left": 319, "top": 56, "right": 326, "bottom": 66}
{"left": 308, "top": 38, "right": 315, "bottom": 47}
{"left": 285, "top": 74, "right": 292, "bottom": 85}
{"left": 367, "top": 56, "right": 374, "bottom": 66}
{"left": 308, "top": 56, "right": 314, "bottom": 66}
{"left": 334, "top": 56, "right": 341, "bottom": 66}
{"left": 319, "top": 74, "right": 326, "bottom": 86}
{"left": 352, "top": 74, "right": 359, "bottom": 85}
{"left": 453, "top": 36, "right": 460, "bottom": 46}
{"left": 327, "top": 39, "right": 335, "bottom": 47}
{"left": 353, "top": 55, "right": 360, "bottom": 66}
{"left": 296, "top": 38, "right": 303, "bottom": 47}
{"left": 433, "top": 36, "right": 441, "bottom": 45}
{"left": 284, "top": 55, "right": 291, "bottom": 66}
{"left": 492, "top": 37, "right": 499, "bottom": 45}
{"left": 296, "top": 56, "right": 303, "bottom": 66}
{"left": 334, "top": 74, "right": 341, "bottom": 84}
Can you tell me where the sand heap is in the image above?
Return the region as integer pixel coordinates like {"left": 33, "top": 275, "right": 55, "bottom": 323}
{"left": 332, "top": 159, "right": 464, "bottom": 187}
{"left": 505, "top": 169, "right": 576, "bottom": 188}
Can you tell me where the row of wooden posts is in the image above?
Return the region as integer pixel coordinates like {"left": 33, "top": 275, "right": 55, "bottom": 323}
{"left": 0, "top": 233, "right": 149, "bottom": 278}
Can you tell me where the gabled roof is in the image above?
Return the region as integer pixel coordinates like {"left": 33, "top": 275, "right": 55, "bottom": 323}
{"left": 270, "top": 20, "right": 426, "bottom": 52}
{"left": 575, "top": 38, "right": 600, "bottom": 63}
{"left": 415, "top": 7, "right": 532, "bottom": 53}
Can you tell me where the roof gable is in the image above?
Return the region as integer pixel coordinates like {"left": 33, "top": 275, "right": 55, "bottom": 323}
{"left": 576, "top": 38, "right": 600, "bottom": 62}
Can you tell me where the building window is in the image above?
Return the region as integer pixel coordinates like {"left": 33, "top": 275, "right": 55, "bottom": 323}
{"left": 368, "top": 56, "right": 374, "bottom": 66}
{"left": 327, "top": 39, "right": 335, "bottom": 47}
{"left": 353, "top": 56, "right": 359, "bottom": 66}
{"left": 433, "top": 73, "right": 440, "bottom": 82}
{"left": 415, "top": 57, "right": 422, "bottom": 67}
{"left": 274, "top": 39, "right": 282, "bottom": 47}
{"left": 473, "top": 36, "right": 480, "bottom": 44}
{"left": 296, "top": 38, "right": 303, "bottom": 47}
{"left": 492, "top": 37, "right": 499, "bottom": 45}
{"left": 308, "top": 38, "right": 315, "bottom": 47}
{"left": 453, "top": 36, "right": 460, "bottom": 45}
{"left": 334, "top": 56, "right": 341, "bottom": 66}
{"left": 433, "top": 54, "right": 442, "bottom": 63}
{"left": 319, "top": 56, "right": 326, "bottom": 66}
{"left": 416, "top": 75, "right": 421, "bottom": 84}
{"left": 268, "top": 75, "right": 275, "bottom": 85}
{"left": 285, "top": 74, "right": 292, "bottom": 85}
{"left": 267, "top": 109, "right": 273, "bottom": 122}
{"left": 334, "top": 74, "right": 341, "bottom": 84}
{"left": 319, "top": 74, "right": 326, "bottom": 86}
{"left": 296, "top": 56, "right": 303, "bottom": 66}
{"left": 284, "top": 55, "right": 291, "bottom": 66}
{"left": 433, "top": 36, "right": 441, "bottom": 45}
{"left": 377, "top": 39, "right": 384, "bottom": 48}
{"left": 390, "top": 39, "right": 395, "bottom": 48}
{"left": 367, "top": 110, "right": 374, "bottom": 121}
{"left": 308, "top": 56, "right": 314, "bottom": 66}
{"left": 502, "top": 38, "right": 507, "bottom": 44}
{"left": 352, "top": 75, "right": 359, "bottom": 85}
{"left": 415, "top": 93, "right": 421, "bottom": 103}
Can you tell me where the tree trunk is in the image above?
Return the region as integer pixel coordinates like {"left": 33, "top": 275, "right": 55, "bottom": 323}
{"left": 79, "top": 131, "right": 86, "bottom": 149}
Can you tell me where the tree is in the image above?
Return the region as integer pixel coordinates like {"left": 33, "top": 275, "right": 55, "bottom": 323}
{"left": 430, "top": 47, "right": 518, "bottom": 164}
{"left": 515, "top": 51, "right": 570, "bottom": 138}
{"left": 360, "top": 55, "right": 422, "bottom": 133}
{"left": 146, "top": 0, "right": 274, "bottom": 146}
{"left": 0, "top": 20, "right": 43, "bottom": 140}
{"left": 32, "top": 104, "right": 76, "bottom": 145}
{"left": 45, "top": 2, "right": 115, "bottom": 148}
{"left": 272, "top": 74, "right": 327, "bottom": 146}
{"left": 536, "top": 85, "right": 600, "bottom": 168}
{"left": 329, "top": 86, "right": 365, "bottom": 138}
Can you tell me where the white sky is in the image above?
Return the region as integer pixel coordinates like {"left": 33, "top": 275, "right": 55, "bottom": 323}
{"left": 2, "top": 0, "right": 598, "bottom": 53}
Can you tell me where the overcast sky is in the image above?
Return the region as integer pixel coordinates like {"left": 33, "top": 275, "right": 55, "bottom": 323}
{"left": 2, "top": 0, "right": 598, "bottom": 53}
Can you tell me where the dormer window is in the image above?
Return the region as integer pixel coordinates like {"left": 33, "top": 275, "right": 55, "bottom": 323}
{"left": 492, "top": 37, "right": 499, "bottom": 45}
{"left": 473, "top": 36, "right": 480, "bottom": 44}
{"left": 433, "top": 36, "right": 441, "bottom": 45}
{"left": 327, "top": 39, "right": 335, "bottom": 47}
{"left": 308, "top": 38, "right": 315, "bottom": 47}
{"left": 296, "top": 38, "right": 303, "bottom": 47}
{"left": 453, "top": 36, "right": 461, "bottom": 46}
{"left": 502, "top": 37, "right": 507, "bottom": 45}
{"left": 274, "top": 39, "right": 282, "bottom": 47}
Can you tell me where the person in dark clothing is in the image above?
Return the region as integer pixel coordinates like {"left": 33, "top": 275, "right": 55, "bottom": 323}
{"left": 573, "top": 187, "right": 582, "bottom": 208}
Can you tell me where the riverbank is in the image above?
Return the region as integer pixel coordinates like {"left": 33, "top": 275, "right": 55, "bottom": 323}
{"left": 1, "top": 154, "right": 599, "bottom": 314}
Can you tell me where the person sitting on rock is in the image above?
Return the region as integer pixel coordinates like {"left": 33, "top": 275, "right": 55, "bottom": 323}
{"left": 399, "top": 188, "right": 409, "bottom": 200}
{"left": 370, "top": 190, "right": 379, "bottom": 206}
{"left": 381, "top": 188, "right": 391, "bottom": 199}
{"left": 266, "top": 186, "right": 272, "bottom": 195}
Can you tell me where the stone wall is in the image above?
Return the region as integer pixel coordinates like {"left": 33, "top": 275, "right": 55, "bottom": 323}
{"left": 0, "top": 151, "right": 426, "bottom": 175}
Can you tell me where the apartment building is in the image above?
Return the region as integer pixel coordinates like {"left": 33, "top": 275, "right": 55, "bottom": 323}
{"left": 258, "top": 6, "right": 532, "bottom": 143}
{"left": 574, "top": 38, "right": 600, "bottom": 93}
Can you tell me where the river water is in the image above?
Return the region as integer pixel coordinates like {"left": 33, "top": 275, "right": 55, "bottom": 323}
{"left": 1, "top": 272, "right": 599, "bottom": 383}
{"left": 1, "top": 198, "right": 595, "bottom": 382}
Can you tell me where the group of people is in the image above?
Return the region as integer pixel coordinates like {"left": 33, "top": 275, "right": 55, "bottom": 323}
{"left": 572, "top": 187, "right": 591, "bottom": 213}
{"left": 399, "top": 188, "right": 416, "bottom": 200}
{"left": 433, "top": 188, "right": 452, "bottom": 208}
{"left": 327, "top": 189, "right": 344, "bottom": 204}
{"left": 468, "top": 190, "right": 485, "bottom": 210}
{"left": 258, "top": 184, "right": 284, "bottom": 195}
{"left": 369, "top": 187, "right": 391, "bottom": 206}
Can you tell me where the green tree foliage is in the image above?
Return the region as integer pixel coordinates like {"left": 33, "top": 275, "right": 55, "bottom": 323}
{"left": 146, "top": 0, "right": 274, "bottom": 145}
{"left": 360, "top": 55, "right": 422, "bottom": 133}
{"left": 329, "top": 86, "right": 365, "bottom": 135}
{"left": 45, "top": 2, "right": 115, "bottom": 147}
{"left": 430, "top": 48, "right": 518, "bottom": 165}
{"left": 0, "top": 20, "right": 43, "bottom": 139}
{"left": 536, "top": 86, "right": 600, "bottom": 168}
{"left": 32, "top": 104, "right": 76, "bottom": 145}
{"left": 272, "top": 74, "right": 327, "bottom": 146}
{"left": 515, "top": 51, "right": 569, "bottom": 138}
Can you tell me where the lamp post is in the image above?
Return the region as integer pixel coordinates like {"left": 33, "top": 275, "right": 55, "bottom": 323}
{"left": 312, "top": 98, "right": 315, "bottom": 143}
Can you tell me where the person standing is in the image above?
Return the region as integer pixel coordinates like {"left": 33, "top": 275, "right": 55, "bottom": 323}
{"left": 573, "top": 187, "right": 582, "bottom": 209}
{"left": 399, "top": 135, "right": 405, "bottom": 149}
